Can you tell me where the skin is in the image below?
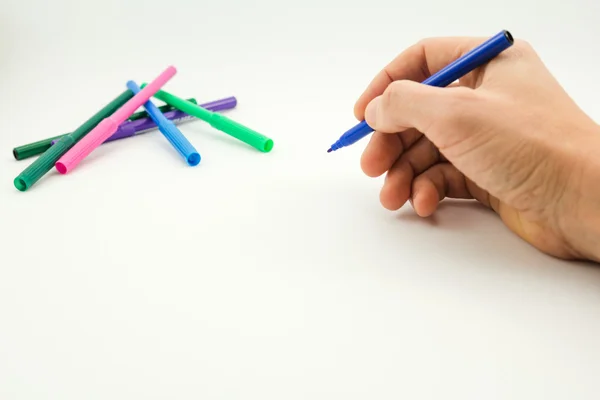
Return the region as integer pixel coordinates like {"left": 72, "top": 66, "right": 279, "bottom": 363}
{"left": 354, "top": 37, "right": 600, "bottom": 263}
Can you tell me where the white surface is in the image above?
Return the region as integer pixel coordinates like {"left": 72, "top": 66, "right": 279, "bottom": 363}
{"left": 2, "top": 0, "right": 600, "bottom": 398}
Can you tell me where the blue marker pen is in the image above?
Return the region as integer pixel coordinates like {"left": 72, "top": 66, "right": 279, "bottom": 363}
{"left": 126, "top": 80, "right": 201, "bottom": 166}
{"left": 327, "top": 30, "right": 514, "bottom": 153}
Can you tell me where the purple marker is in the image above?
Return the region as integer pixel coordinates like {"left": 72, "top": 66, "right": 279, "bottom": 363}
{"left": 51, "top": 96, "right": 237, "bottom": 146}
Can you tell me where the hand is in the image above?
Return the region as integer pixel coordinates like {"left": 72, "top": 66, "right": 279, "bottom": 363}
{"left": 354, "top": 36, "right": 600, "bottom": 262}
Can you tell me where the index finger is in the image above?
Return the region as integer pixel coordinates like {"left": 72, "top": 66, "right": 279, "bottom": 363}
{"left": 353, "top": 36, "right": 490, "bottom": 120}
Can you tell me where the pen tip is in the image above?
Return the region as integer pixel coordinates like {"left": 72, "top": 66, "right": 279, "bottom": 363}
{"left": 327, "top": 148, "right": 332, "bottom": 153}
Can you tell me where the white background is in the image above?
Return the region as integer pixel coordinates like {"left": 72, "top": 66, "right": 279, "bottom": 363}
{"left": 2, "top": 0, "right": 600, "bottom": 398}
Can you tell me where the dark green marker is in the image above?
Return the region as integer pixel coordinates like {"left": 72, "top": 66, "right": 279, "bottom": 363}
{"left": 12, "top": 135, "right": 65, "bottom": 161}
{"left": 13, "top": 90, "right": 134, "bottom": 192}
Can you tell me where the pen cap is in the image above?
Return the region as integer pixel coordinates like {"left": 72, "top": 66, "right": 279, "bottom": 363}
{"left": 13, "top": 135, "right": 64, "bottom": 160}
{"left": 209, "top": 113, "right": 273, "bottom": 152}
{"left": 14, "top": 136, "right": 75, "bottom": 191}
{"left": 55, "top": 118, "right": 118, "bottom": 174}
{"left": 159, "top": 121, "right": 201, "bottom": 166}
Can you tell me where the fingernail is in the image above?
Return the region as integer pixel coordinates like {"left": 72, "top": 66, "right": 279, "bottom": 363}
{"left": 365, "top": 97, "right": 380, "bottom": 127}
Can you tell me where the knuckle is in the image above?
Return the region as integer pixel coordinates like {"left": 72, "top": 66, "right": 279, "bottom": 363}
{"left": 375, "top": 81, "right": 412, "bottom": 130}
{"left": 413, "top": 38, "right": 436, "bottom": 58}
{"left": 414, "top": 39, "right": 428, "bottom": 51}
{"left": 509, "top": 39, "right": 536, "bottom": 59}
{"left": 383, "top": 80, "right": 417, "bottom": 112}
{"left": 416, "top": 37, "right": 437, "bottom": 48}
{"left": 515, "top": 39, "right": 533, "bottom": 51}
{"left": 381, "top": 80, "right": 405, "bottom": 109}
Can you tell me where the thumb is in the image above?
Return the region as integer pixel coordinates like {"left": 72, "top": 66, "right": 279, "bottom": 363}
{"left": 364, "top": 80, "right": 481, "bottom": 148}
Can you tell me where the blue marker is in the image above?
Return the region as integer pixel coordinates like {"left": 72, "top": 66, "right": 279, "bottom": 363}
{"left": 126, "top": 80, "right": 201, "bottom": 166}
{"left": 327, "top": 30, "right": 514, "bottom": 153}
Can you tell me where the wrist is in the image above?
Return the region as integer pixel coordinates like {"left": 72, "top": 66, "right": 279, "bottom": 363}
{"left": 570, "top": 200, "right": 600, "bottom": 263}
{"left": 559, "top": 130, "right": 600, "bottom": 262}
{"left": 578, "top": 169, "right": 600, "bottom": 262}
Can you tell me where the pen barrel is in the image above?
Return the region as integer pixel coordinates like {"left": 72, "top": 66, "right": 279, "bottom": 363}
{"left": 158, "top": 121, "right": 201, "bottom": 166}
{"left": 130, "top": 111, "right": 194, "bottom": 137}
{"left": 129, "top": 98, "right": 197, "bottom": 121}
{"left": 53, "top": 123, "right": 134, "bottom": 145}
{"left": 167, "top": 112, "right": 195, "bottom": 125}
{"left": 13, "top": 135, "right": 65, "bottom": 160}
{"left": 69, "top": 90, "right": 134, "bottom": 143}
{"left": 104, "top": 124, "right": 137, "bottom": 143}
{"left": 13, "top": 136, "right": 75, "bottom": 191}
{"left": 55, "top": 118, "right": 118, "bottom": 174}
{"left": 202, "top": 96, "right": 237, "bottom": 112}
{"left": 423, "top": 30, "right": 513, "bottom": 87}
{"left": 152, "top": 90, "right": 213, "bottom": 121}
{"left": 209, "top": 113, "right": 273, "bottom": 152}
{"left": 113, "top": 67, "right": 177, "bottom": 123}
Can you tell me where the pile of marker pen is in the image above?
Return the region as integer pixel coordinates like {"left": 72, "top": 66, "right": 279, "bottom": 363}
{"left": 12, "top": 66, "right": 274, "bottom": 192}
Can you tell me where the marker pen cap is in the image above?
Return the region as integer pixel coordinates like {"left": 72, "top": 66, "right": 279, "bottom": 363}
{"left": 14, "top": 136, "right": 75, "bottom": 191}
{"left": 13, "top": 135, "right": 64, "bottom": 160}
{"left": 209, "top": 113, "right": 273, "bottom": 152}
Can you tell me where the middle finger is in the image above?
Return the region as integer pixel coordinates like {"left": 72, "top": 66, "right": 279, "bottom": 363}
{"left": 380, "top": 136, "right": 442, "bottom": 210}
{"left": 361, "top": 128, "right": 422, "bottom": 177}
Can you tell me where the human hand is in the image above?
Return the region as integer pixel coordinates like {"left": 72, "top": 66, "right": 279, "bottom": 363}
{"left": 354, "top": 36, "right": 600, "bottom": 262}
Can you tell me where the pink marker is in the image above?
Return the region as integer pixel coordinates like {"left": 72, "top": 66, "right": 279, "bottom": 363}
{"left": 55, "top": 66, "right": 177, "bottom": 174}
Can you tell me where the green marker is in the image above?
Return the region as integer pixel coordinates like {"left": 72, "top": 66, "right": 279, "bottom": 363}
{"left": 12, "top": 98, "right": 197, "bottom": 161}
{"left": 12, "top": 135, "right": 65, "bottom": 161}
{"left": 13, "top": 90, "right": 134, "bottom": 192}
{"left": 141, "top": 84, "right": 273, "bottom": 153}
